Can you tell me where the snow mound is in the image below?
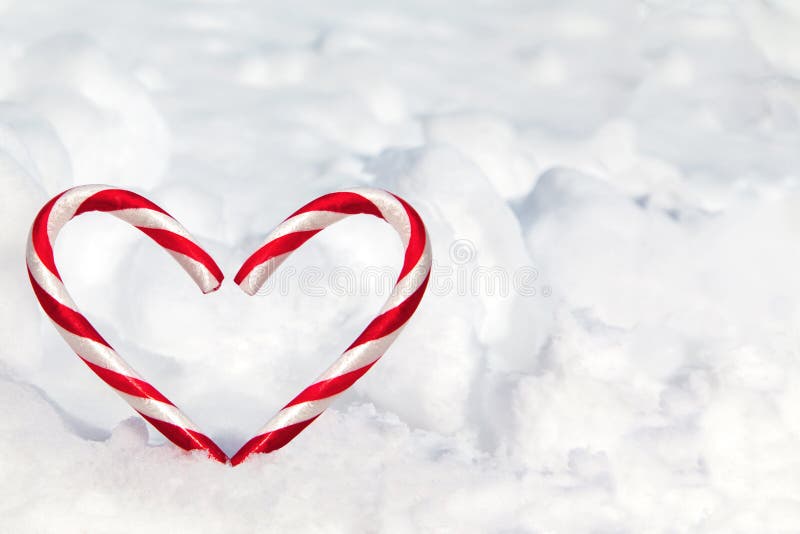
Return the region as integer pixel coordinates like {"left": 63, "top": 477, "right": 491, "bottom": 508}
{"left": 2, "top": 1, "right": 800, "bottom": 532}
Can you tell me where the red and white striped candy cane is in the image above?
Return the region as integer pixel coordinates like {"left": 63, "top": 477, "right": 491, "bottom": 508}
{"left": 231, "top": 188, "right": 432, "bottom": 465}
{"left": 26, "top": 185, "right": 228, "bottom": 463}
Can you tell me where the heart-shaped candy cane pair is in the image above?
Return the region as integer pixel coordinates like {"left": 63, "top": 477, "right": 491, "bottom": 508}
{"left": 26, "top": 185, "right": 431, "bottom": 465}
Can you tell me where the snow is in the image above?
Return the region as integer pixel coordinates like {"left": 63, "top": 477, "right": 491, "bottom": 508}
{"left": 2, "top": 0, "right": 800, "bottom": 531}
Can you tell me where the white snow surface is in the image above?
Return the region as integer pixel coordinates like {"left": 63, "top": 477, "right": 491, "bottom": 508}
{"left": 2, "top": 1, "right": 800, "bottom": 532}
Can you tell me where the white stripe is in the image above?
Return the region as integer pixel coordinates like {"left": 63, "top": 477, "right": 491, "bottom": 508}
{"left": 25, "top": 242, "right": 79, "bottom": 310}
{"left": 109, "top": 208, "right": 194, "bottom": 241}
{"left": 53, "top": 324, "right": 141, "bottom": 378}
{"left": 381, "top": 236, "right": 432, "bottom": 312}
{"left": 315, "top": 330, "right": 401, "bottom": 382}
{"left": 344, "top": 188, "right": 411, "bottom": 247}
{"left": 268, "top": 210, "right": 349, "bottom": 241}
{"left": 116, "top": 391, "right": 201, "bottom": 432}
{"left": 260, "top": 398, "right": 335, "bottom": 433}
{"left": 238, "top": 251, "right": 291, "bottom": 296}
{"left": 46, "top": 185, "right": 109, "bottom": 243}
{"left": 167, "top": 249, "right": 222, "bottom": 294}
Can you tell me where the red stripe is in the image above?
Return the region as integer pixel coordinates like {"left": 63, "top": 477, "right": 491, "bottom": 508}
{"left": 137, "top": 227, "right": 224, "bottom": 283}
{"left": 394, "top": 195, "right": 427, "bottom": 280}
{"left": 28, "top": 268, "right": 110, "bottom": 347}
{"left": 79, "top": 357, "right": 173, "bottom": 405}
{"left": 346, "top": 272, "right": 430, "bottom": 351}
{"left": 139, "top": 413, "right": 228, "bottom": 463}
{"left": 230, "top": 416, "right": 320, "bottom": 466}
{"left": 289, "top": 192, "right": 383, "bottom": 219}
{"left": 284, "top": 361, "right": 378, "bottom": 408}
{"left": 74, "top": 189, "right": 170, "bottom": 217}
{"left": 30, "top": 192, "right": 65, "bottom": 279}
{"left": 234, "top": 230, "right": 321, "bottom": 285}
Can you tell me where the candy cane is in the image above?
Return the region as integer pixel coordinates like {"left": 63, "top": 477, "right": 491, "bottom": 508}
{"left": 26, "top": 185, "right": 228, "bottom": 463}
{"left": 231, "top": 188, "right": 432, "bottom": 465}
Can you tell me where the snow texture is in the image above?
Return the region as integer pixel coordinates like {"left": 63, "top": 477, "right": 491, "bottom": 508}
{"left": 2, "top": 0, "right": 800, "bottom": 532}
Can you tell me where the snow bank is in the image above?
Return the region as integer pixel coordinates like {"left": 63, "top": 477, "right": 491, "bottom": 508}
{"left": 2, "top": 0, "right": 800, "bottom": 532}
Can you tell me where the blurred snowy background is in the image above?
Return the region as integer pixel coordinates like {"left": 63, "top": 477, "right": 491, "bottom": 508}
{"left": 2, "top": 0, "right": 800, "bottom": 532}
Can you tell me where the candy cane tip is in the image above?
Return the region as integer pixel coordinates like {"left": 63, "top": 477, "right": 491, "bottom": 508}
{"left": 200, "top": 281, "right": 223, "bottom": 294}
{"left": 229, "top": 439, "right": 262, "bottom": 465}
{"left": 197, "top": 447, "right": 229, "bottom": 464}
{"left": 236, "top": 277, "right": 260, "bottom": 297}
{"left": 213, "top": 452, "right": 231, "bottom": 464}
{"left": 239, "top": 284, "right": 258, "bottom": 297}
